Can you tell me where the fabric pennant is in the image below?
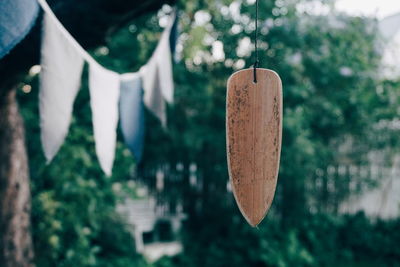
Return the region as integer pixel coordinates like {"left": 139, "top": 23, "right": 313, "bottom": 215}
{"left": 156, "top": 28, "right": 174, "bottom": 104}
{"left": 140, "top": 61, "right": 167, "bottom": 126}
{"left": 379, "top": 12, "right": 400, "bottom": 41}
{"left": 38, "top": 0, "right": 178, "bottom": 171}
{"left": 38, "top": 0, "right": 93, "bottom": 61}
{"left": 141, "top": 11, "right": 177, "bottom": 125}
{"left": 0, "top": 0, "right": 39, "bottom": 59}
{"left": 169, "top": 10, "right": 180, "bottom": 60}
{"left": 119, "top": 73, "right": 146, "bottom": 162}
{"left": 89, "top": 63, "right": 120, "bottom": 176}
{"left": 39, "top": 11, "right": 84, "bottom": 162}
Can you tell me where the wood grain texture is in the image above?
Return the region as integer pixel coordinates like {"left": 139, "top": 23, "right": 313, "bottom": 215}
{"left": 226, "top": 68, "right": 283, "bottom": 227}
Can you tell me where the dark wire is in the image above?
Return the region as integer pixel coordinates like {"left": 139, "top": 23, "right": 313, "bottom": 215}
{"left": 253, "top": 0, "right": 259, "bottom": 83}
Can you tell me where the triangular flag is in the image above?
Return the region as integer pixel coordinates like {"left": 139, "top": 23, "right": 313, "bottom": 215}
{"left": 39, "top": 11, "right": 84, "bottom": 162}
{"left": 141, "top": 11, "right": 176, "bottom": 125}
{"left": 140, "top": 61, "right": 167, "bottom": 126}
{"left": 156, "top": 27, "right": 174, "bottom": 104}
{"left": 379, "top": 12, "right": 400, "bottom": 41}
{"left": 89, "top": 63, "right": 120, "bottom": 175}
{"left": 169, "top": 10, "right": 179, "bottom": 58}
{"left": 38, "top": 0, "right": 178, "bottom": 171}
{"left": 119, "top": 73, "right": 145, "bottom": 162}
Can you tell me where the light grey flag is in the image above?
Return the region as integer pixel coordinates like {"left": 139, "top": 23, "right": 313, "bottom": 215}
{"left": 89, "top": 63, "right": 120, "bottom": 176}
{"left": 39, "top": 10, "right": 84, "bottom": 162}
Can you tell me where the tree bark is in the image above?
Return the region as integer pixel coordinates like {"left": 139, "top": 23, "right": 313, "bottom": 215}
{"left": 0, "top": 88, "right": 33, "bottom": 267}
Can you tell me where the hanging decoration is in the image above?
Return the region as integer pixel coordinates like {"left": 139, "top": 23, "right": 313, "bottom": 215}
{"left": 39, "top": 9, "right": 84, "bottom": 162}
{"left": 140, "top": 62, "right": 167, "bottom": 126}
{"left": 119, "top": 73, "right": 146, "bottom": 162}
{"left": 379, "top": 12, "right": 400, "bottom": 40}
{"left": 154, "top": 15, "right": 175, "bottom": 104}
{"left": 37, "top": 0, "right": 178, "bottom": 175}
{"left": 141, "top": 10, "right": 176, "bottom": 126}
{"left": 88, "top": 63, "right": 120, "bottom": 176}
{"left": 169, "top": 10, "right": 180, "bottom": 62}
{"left": 226, "top": 0, "right": 283, "bottom": 227}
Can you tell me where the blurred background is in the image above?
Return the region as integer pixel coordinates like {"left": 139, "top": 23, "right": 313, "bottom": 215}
{"left": 2, "top": 0, "right": 400, "bottom": 266}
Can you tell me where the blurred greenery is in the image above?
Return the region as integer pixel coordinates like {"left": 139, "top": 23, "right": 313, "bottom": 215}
{"left": 15, "top": 0, "right": 400, "bottom": 266}
{"left": 153, "top": 213, "right": 400, "bottom": 267}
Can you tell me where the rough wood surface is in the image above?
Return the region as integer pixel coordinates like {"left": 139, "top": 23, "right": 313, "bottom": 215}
{"left": 0, "top": 89, "right": 34, "bottom": 267}
{"left": 226, "top": 68, "right": 283, "bottom": 227}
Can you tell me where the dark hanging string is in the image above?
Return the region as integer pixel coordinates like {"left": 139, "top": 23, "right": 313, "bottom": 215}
{"left": 253, "top": 0, "right": 259, "bottom": 83}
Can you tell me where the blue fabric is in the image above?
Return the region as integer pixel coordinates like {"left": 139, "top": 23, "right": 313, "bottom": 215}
{"left": 119, "top": 75, "right": 146, "bottom": 162}
{"left": 0, "top": 0, "right": 39, "bottom": 59}
{"left": 169, "top": 10, "right": 179, "bottom": 58}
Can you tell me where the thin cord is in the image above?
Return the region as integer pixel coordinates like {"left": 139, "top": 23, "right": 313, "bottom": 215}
{"left": 253, "top": 0, "right": 259, "bottom": 83}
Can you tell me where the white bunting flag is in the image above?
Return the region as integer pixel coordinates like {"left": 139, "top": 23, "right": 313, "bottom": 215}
{"left": 379, "top": 12, "right": 400, "bottom": 40}
{"left": 140, "top": 58, "right": 167, "bottom": 126}
{"left": 38, "top": 0, "right": 177, "bottom": 174}
{"left": 156, "top": 20, "right": 174, "bottom": 104}
{"left": 89, "top": 62, "right": 120, "bottom": 176}
{"left": 141, "top": 11, "right": 176, "bottom": 125}
{"left": 39, "top": 10, "right": 84, "bottom": 162}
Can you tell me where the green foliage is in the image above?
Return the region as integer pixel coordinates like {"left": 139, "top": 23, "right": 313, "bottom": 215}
{"left": 155, "top": 213, "right": 400, "bottom": 267}
{"left": 19, "top": 71, "right": 145, "bottom": 266}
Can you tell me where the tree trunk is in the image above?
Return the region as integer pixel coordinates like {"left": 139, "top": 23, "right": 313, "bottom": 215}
{"left": 0, "top": 88, "right": 34, "bottom": 267}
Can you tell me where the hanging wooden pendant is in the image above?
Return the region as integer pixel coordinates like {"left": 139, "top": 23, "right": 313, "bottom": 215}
{"left": 226, "top": 68, "right": 283, "bottom": 227}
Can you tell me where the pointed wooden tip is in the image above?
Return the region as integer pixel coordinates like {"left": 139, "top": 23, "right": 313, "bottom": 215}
{"left": 235, "top": 195, "right": 272, "bottom": 227}
{"left": 246, "top": 215, "right": 264, "bottom": 228}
